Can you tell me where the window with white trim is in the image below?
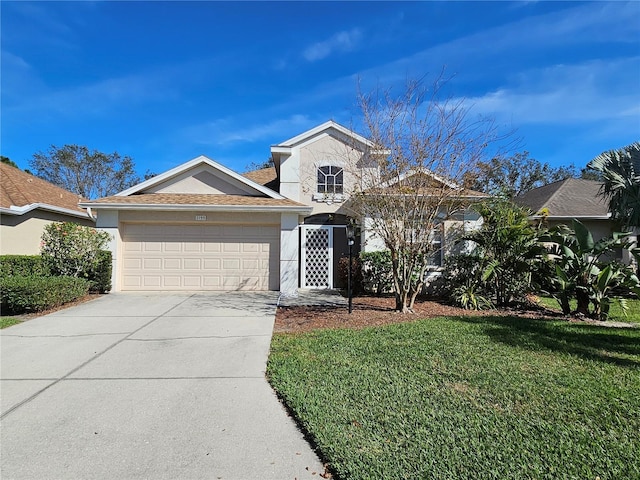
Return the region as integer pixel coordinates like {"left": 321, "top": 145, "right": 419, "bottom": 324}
{"left": 317, "top": 165, "right": 343, "bottom": 195}
{"left": 429, "top": 224, "right": 443, "bottom": 267}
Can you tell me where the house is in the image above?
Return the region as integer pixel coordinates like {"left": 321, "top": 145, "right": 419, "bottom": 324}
{"left": 82, "top": 121, "right": 485, "bottom": 294}
{"left": 515, "top": 177, "right": 632, "bottom": 263}
{"left": 0, "top": 163, "right": 95, "bottom": 255}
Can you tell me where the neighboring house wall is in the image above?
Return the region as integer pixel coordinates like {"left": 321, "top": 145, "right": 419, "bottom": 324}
{"left": 0, "top": 210, "right": 95, "bottom": 255}
{"left": 542, "top": 218, "right": 624, "bottom": 261}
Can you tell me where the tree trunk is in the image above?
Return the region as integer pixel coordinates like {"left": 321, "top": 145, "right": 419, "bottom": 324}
{"left": 575, "top": 290, "right": 590, "bottom": 316}
{"left": 559, "top": 294, "right": 571, "bottom": 315}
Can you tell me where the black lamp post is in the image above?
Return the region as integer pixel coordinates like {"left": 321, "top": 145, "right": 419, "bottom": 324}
{"left": 346, "top": 223, "right": 355, "bottom": 314}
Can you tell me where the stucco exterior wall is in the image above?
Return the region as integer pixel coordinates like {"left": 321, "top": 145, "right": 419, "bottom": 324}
{"left": 146, "top": 167, "right": 257, "bottom": 196}
{"left": 297, "top": 134, "right": 363, "bottom": 217}
{"left": 0, "top": 210, "right": 94, "bottom": 255}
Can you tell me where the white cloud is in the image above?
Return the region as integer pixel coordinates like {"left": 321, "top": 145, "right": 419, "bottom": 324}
{"left": 303, "top": 28, "right": 363, "bottom": 62}
{"left": 462, "top": 58, "right": 640, "bottom": 127}
{"left": 343, "top": 1, "right": 640, "bottom": 91}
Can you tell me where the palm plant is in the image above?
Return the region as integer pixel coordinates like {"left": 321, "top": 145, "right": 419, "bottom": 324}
{"left": 462, "top": 199, "right": 546, "bottom": 307}
{"left": 542, "top": 220, "right": 640, "bottom": 320}
{"left": 587, "top": 142, "right": 640, "bottom": 230}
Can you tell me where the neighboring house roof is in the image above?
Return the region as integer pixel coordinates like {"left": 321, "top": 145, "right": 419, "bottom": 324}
{"left": 0, "top": 162, "right": 92, "bottom": 219}
{"left": 515, "top": 178, "right": 610, "bottom": 219}
{"left": 81, "top": 193, "right": 310, "bottom": 213}
{"left": 375, "top": 169, "right": 489, "bottom": 199}
{"left": 242, "top": 167, "right": 279, "bottom": 191}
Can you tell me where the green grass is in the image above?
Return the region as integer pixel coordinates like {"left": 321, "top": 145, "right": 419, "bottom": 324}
{"left": 0, "top": 317, "right": 21, "bottom": 329}
{"left": 268, "top": 316, "right": 640, "bottom": 479}
{"left": 538, "top": 296, "right": 640, "bottom": 323}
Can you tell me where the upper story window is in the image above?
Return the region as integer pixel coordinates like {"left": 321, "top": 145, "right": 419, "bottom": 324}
{"left": 317, "top": 165, "right": 343, "bottom": 195}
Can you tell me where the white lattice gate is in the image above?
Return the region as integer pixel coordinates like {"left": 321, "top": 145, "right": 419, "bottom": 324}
{"left": 301, "top": 225, "right": 333, "bottom": 288}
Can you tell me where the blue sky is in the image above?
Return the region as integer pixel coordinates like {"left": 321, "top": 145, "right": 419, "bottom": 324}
{"left": 2, "top": 1, "right": 639, "bottom": 178}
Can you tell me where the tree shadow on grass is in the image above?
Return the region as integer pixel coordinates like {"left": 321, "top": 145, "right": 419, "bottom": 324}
{"left": 456, "top": 316, "right": 640, "bottom": 368}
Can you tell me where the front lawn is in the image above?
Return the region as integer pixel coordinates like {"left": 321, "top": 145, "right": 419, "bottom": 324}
{"left": 538, "top": 296, "right": 640, "bottom": 324}
{"left": 268, "top": 316, "right": 640, "bottom": 479}
{"left": 0, "top": 317, "right": 21, "bottom": 329}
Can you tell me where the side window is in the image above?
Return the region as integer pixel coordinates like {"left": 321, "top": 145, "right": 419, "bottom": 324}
{"left": 317, "top": 166, "right": 344, "bottom": 194}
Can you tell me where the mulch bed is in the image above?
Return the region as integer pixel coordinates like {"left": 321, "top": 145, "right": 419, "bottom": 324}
{"left": 274, "top": 295, "right": 569, "bottom": 333}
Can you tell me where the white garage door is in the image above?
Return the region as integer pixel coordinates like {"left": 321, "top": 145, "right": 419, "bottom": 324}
{"left": 121, "top": 224, "right": 279, "bottom": 291}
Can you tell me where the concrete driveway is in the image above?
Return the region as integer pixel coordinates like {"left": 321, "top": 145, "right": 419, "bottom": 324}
{"left": 1, "top": 292, "right": 324, "bottom": 479}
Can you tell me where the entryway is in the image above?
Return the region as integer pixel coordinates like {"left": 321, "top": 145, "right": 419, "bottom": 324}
{"left": 300, "top": 214, "right": 360, "bottom": 289}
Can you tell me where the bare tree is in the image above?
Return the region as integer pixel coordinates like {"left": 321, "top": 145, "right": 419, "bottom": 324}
{"left": 348, "top": 77, "right": 509, "bottom": 312}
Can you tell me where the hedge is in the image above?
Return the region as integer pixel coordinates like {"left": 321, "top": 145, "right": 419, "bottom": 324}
{"left": 0, "top": 251, "right": 111, "bottom": 294}
{"left": 0, "top": 255, "right": 50, "bottom": 277}
{"left": 86, "top": 250, "right": 112, "bottom": 293}
{"left": 0, "top": 276, "right": 89, "bottom": 315}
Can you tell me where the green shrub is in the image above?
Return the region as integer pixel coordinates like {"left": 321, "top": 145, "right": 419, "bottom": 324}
{"left": 0, "top": 275, "right": 89, "bottom": 314}
{"left": 337, "top": 256, "right": 363, "bottom": 295}
{"left": 462, "top": 199, "right": 546, "bottom": 307}
{"left": 0, "top": 255, "right": 50, "bottom": 277}
{"left": 86, "top": 250, "right": 112, "bottom": 293}
{"left": 41, "top": 222, "right": 111, "bottom": 278}
{"left": 360, "top": 251, "right": 393, "bottom": 295}
{"left": 436, "top": 254, "right": 494, "bottom": 310}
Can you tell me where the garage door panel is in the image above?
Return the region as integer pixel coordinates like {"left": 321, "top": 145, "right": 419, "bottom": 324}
{"left": 123, "top": 258, "right": 142, "bottom": 269}
{"left": 184, "top": 243, "right": 201, "bottom": 253}
{"left": 203, "top": 243, "right": 221, "bottom": 253}
{"left": 222, "top": 258, "right": 241, "bottom": 269}
{"left": 242, "top": 259, "right": 259, "bottom": 269}
{"left": 163, "top": 242, "right": 180, "bottom": 252}
{"left": 144, "top": 258, "right": 163, "bottom": 269}
{"left": 123, "top": 276, "right": 142, "bottom": 287}
{"left": 162, "top": 258, "right": 180, "bottom": 269}
{"left": 122, "top": 224, "right": 279, "bottom": 291}
{"left": 203, "top": 276, "right": 221, "bottom": 287}
{"left": 183, "top": 276, "right": 201, "bottom": 287}
{"left": 203, "top": 259, "right": 221, "bottom": 269}
{"left": 143, "top": 276, "right": 162, "bottom": 287}
{"left": 183, "top": 258, "right": 201, "bottom": 269}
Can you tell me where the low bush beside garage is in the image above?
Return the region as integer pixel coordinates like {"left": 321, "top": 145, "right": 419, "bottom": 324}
{"left": 0, "top": 223, "right": 112, "bottom": 316}
{"left": 0, "top": 275, "right": 90, "bottom": 315}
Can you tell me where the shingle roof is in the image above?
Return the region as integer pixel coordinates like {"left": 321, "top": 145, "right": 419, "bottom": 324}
{"left": 83, "top": 193, "right": 308, "bottom": 210}
{"left": 515, "top": 178, "right": 609, "bottom": 217}
{"left": 0, "top": 162, "right": 88, "bottom": 215}
{"left": 242, "top": 167, "right": 279, "bottom": 191}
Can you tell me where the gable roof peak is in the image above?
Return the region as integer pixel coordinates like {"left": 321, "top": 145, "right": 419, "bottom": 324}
{"left": 273, "top": 120, "right": 374, "bottom": 149}
{"left": 115, "top": 155, "right": 285, "bottom": 200}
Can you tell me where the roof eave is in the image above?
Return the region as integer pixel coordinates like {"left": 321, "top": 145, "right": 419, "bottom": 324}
{"left": 78, "top": 202, "right": 312, "bottom": 214}
{"left": 529, "top": 214, "right": 612, "bottom": 220}
{"left": 0, "top": 203, "right": 93, "bottom": 220}
{"left": 274, "top": 120, "right": 375, "bottom": 149}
